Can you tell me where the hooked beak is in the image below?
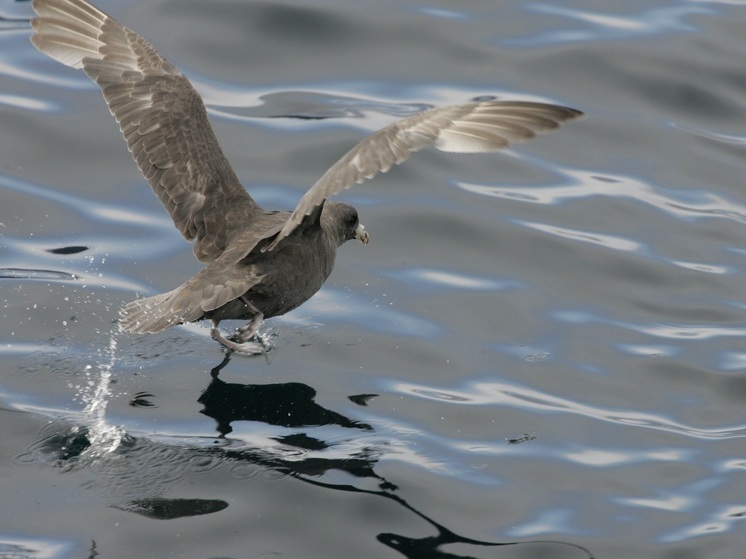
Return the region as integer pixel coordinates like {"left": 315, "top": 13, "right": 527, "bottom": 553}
{"left": 355, "top": 223, "right": 369, "bottom": 245}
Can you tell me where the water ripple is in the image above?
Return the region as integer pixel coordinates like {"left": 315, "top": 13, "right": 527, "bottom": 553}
{"left": 393, "top": 379, "right": 746, "bottom": 439}
{"left": 0, "top": 93, "right": 55, "bottom": 111}
{"left": 0, "top": 536, "right": 75, "bottom": 559}
{"left": 519, "top": 220, "right": 642, "bottom": 252}
{"left": 0, "top": 268, "right": 77, "bottom": 281}
{"left": 459, "top": 167, "right": 746, "bottom": 224}
{"left": 1, "top": 175, "right": 172, "bottom": 232}
{"left": 670, "top": 260, "right": 730, "bottom": 274}
{"left": 564, "top": 447, "right": 693, "bottom": 467}
{"left": 383, "top": 267, "right": 519, "bottom": 291}
{"left": 554, "top": 309, "right": 746, "bottom": 341}
{"left": 661, "top": 507, "right": 746, "bottom": 543}
{"left": 509, "top": 4, "right": 713, "bottom": 46}
{"left": 673, "top": 122, "right": 746, "bottom": 145}
{"left": 287, "top": 287, "right": 440, "bottom": 338}
{"left": 0, "top": 44, "right": 90, "bottom": 91}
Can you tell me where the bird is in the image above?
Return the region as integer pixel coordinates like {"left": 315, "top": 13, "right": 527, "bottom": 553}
{"left": 30, "top": 0, "right": 584, "bottom": 353}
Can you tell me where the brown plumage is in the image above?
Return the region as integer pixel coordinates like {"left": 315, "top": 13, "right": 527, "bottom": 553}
{"left": 30, "top": 0, "right": 584, "bottom": 352}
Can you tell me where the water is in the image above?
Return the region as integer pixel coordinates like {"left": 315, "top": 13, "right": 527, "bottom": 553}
{"left": 2, "top": 0, "right": 746, "bottom": 557}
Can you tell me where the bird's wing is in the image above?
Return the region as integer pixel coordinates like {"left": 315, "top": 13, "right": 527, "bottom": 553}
{"left": 30, "top": 0, "right": 258, "bottom": 263}
{"left": 265, "top": 101, "right": 583, "bottom": 251}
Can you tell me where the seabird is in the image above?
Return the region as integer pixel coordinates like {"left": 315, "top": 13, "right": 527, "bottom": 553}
{"left": 30, "top": 0, "right": 583, "bottom": 352}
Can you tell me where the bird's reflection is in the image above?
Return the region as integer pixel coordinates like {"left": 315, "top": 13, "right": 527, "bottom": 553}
{"left": 35, "top": 353, "right": 594, "bottom": 557}
{"left": 198, "top": 354, "right": 372, "bottom": 436}
{"left": 297, "top": 476, "right": 594, "bottom": 559}
{"left": 199, "top": 355, "right": 594, "bottom": 558}
{"left": 198, "top": 354, "right": 389, "bottom": 488}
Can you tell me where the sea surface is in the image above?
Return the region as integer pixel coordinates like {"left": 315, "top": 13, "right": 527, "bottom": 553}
{"left": 2, "top": 0, "right": 746, "bottom": 557}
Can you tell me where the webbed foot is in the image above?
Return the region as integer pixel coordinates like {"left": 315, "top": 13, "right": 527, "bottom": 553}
{"left": 210, "top": 326, "right": 268, "bottom": 355}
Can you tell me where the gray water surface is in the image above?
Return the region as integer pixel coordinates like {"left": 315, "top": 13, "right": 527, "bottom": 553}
{"left": 2, "top": 1, "right": 746, "bottom": 557}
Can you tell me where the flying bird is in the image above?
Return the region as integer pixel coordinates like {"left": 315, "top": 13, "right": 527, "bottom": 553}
{"left": 30, "top": 0, "right": 583, "bottom": 352}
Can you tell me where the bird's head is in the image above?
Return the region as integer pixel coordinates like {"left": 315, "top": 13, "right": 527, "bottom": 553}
{"left": 323, "top": 201, "right": 369, "bottom": 247}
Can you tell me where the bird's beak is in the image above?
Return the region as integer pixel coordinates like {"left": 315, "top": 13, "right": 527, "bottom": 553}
{"left": 355, "top": 223, "right": 369, "bottom": 245}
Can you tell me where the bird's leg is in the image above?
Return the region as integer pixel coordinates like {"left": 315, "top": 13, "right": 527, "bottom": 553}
{"left": 208, "top": 298, "right": 266, "bottom": 352}
{"left": 210, "top": 319, "right": 247, "bottom": 353}
{"left": 234, "top": 296, "right": 264, "bottom": 343}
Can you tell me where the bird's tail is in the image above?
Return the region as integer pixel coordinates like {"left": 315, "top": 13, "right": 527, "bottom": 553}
{"left": 119, "top": 287, "right": 200, "bottom": 334}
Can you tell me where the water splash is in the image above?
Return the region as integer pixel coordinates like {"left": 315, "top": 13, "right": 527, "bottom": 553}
{"left": 78, "top": 334, "right": 124, "bottom": 457}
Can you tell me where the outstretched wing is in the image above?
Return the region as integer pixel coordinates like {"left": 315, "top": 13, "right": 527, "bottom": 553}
{"left": 266, "top": 101, "right": 583, "bottom": 251}
{"left": 30, "top": 0, "right": 258, "bottom": 263}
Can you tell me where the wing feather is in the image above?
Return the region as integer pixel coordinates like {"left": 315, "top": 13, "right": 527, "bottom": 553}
{"left": 266, "top": 100, "right": 583, "bottom": 250}
{"left": 31, "top": 0, "right": 258, "bottom": 263}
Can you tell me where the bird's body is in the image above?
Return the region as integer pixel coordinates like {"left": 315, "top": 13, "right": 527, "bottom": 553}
{"left": 30, "top": 0, "right": 583, "bottom": 352}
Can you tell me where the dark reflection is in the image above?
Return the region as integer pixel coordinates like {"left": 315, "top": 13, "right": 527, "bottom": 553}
{"left": 222, "top": 90, "right": 430, "bottom": 121}
{"left": 28, "top": 356, "right": 593, "bottom": 555}
{"left": 349, "top": 393, "right": 378, "bottom": 406}
{"left": 46, "top": 245, "right": 89, "bottom": 255}
{"left": 37, "top": 428, "right": 92, "bottom": 460}
{"left": 206, "top": 438, "right": 593, "bottom": 558}
{"left": 198, "top": 355, "right": 372, "bottom": 435}
{"left": 505, "top": 433, "right": 537, "bottom": 445}
{"left": 0, "top": 14, "right": 29, "bottom": 32}
{"left": 199, "top": 356, "right": 594, "bottom": 558}
{"left": 0, "top": 268, "right": 77, "bottom": 280}
{"left": 199, "top": 354, "right": 392, "bottom": 489}
{"left": 115, "top": 498, "right": 228, "bottom": 520}
{"left": 29, "top": 426, "right": 138, "bottom": 465}
{"left": 129, "top": 391, "right": 156, "bottom": 408}
{"left": 301, "top": 476, "right": 595, "bottom": 559}
{"left": 251, "top": 3, "right": 349, "bottom": 43}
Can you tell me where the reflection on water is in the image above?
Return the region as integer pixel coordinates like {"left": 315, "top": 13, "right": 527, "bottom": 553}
{"left": 458, "top": 167, "right": 746, "bottom": 224}
{"left": 212, "top": 90, "right": 431, "bottom": 122}
{"left": 114, "top": 497, "right": 229, "bottom": 520}
{"left": 199, "top": 354, "right": 373, "bottom": 435}
{"left": 30, "top": 362, "right": 596, "bottom": 557}
{"left": 510, "top": 4, "right": 715, "bottom": 45}
{"left": 0, "top": 267, "right": 78, "bottom": 280}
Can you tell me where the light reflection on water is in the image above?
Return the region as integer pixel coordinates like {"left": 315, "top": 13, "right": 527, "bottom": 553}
{"left": 458, "top": 168, "right": 746, "bottom": 224}
{"left": 511, "top": 4, "right": 714, "bottom": 45}
{"left": 391, "top": 377, "right": 746, "bottom": 439}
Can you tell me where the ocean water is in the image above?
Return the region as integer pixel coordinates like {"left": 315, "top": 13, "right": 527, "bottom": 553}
{"left": 2, "top": 0, "right": 746, "bottom": 557}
